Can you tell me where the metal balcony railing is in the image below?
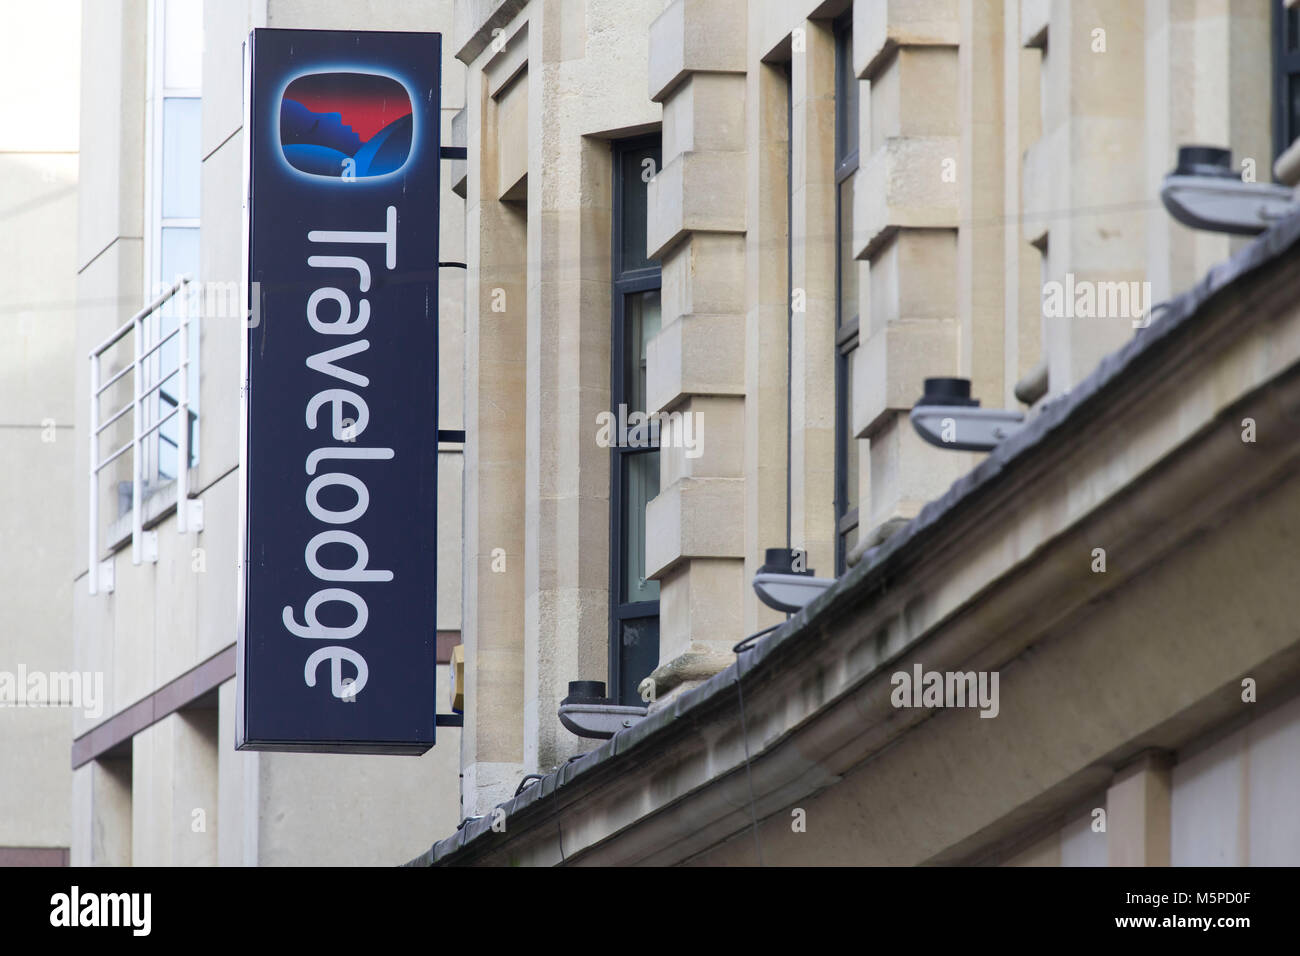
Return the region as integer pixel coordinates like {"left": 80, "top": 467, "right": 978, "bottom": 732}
{"left": 88, "top": 276, "right": 199, "bottom": 595}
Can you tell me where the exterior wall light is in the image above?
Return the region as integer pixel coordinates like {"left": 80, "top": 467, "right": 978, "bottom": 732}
{"left": 909, "top": 377, "right": 1026, "bottom": 453}
{"left": 557, "top": 681, "right": 647, "bottom": 739}
{"left": 1161, "top": 145, "right": 1297, "bottom": 236}
{"left": 752, "top": 547, "right": 835, "bottom": 613}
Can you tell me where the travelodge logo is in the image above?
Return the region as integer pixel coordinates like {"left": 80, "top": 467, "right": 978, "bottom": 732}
{"left": 279, "top": 71, "right": 414, "bottom": 180}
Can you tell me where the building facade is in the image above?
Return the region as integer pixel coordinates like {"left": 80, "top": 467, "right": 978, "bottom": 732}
{"left": 5, "top": 0, "right": 1300, "bottom": 868}
{"left": 0, "top": 0, "right": 81, "bottom": 867}
{"left": 416, "top": 0, "right": 1300, "bottom": 865}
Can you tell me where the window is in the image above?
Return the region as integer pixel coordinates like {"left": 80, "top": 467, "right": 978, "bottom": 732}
{"left": 609, "top": 136, "right": 662, "bottom": 705}
{"left": 145, "top": 0, "right": 202, "bottom": 487}
{"left": 1275, "top": 0, "right": 1300, "bottom": 159}
{"left": 87, "top": 0, "right": 204, "bottom": 593}
{"left": 833, "top": 12, "right": 860, "bottom": 574}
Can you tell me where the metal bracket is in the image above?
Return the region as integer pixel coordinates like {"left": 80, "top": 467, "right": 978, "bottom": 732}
{"left": 181, "top": 497, "right": 205, "bottom": 533}
{"left": 98, "top": 559, "right": 115, "bottom": 594}
{"left": 141, "top": 530, "right": 159, "bottom": 564}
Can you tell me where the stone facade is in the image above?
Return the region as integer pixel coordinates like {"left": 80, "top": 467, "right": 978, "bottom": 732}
{"left": 435, "top": 0, "right": 1300, "bottom": 866}
{"left": 7, "top": 0, "right": 1298, "bottom": 867}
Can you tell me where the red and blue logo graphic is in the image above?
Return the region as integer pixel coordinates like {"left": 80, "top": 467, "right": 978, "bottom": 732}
{"left": 279, "top": 71, "right": 413, "bottom": 179}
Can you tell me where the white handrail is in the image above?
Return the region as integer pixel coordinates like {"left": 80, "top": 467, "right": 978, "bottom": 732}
{"left": 177, "top": 285, "right": 191, "bottom": 533}
{"left": 88, "top": 276, "right": 194, "bottom": 595}
{"left": 89, "top": 276, "right": 190, "bottom": 357}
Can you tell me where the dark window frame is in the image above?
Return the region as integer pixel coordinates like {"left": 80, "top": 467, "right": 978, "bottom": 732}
{"left": 833, "top": 11, "right": 860, "bottom": 574}
{"left": 609, "top": 135, "right": 663, "bottom": 705}
{"left": 1275, "top": 0, "right": 1300, "bottom": 159}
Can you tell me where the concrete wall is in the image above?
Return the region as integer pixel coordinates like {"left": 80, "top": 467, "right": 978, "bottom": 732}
{"left": 0, "top": 0, "right": 80, "bottom": 859}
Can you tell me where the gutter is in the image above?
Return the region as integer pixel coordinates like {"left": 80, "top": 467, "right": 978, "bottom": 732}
{"left": 408, "top": 209, "right": 1300, "bottom": 867}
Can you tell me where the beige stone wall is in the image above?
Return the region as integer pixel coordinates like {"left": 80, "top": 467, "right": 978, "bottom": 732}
{"left": 1022, "top": 0, "right": 1147, "bottom": 396}
{"left": 1004, "top": 808, "right": 1107, "bottom": 866}
{"left": 1144, "top": 1, "right": 1271, "bottom": 303}
{"left": 853, "top": 0, "right": 972, "bottom": 538}
{"left": 789, "top": 18, "right": 838, "bottom": 585}
{"left": 455, "top": 0, "right": 665, "bottom": 814}
{"left": 1171, "top": 693, "right": 1300, "bottom": 866}
{"left": 910, "top": 692, "right": 1300, "bottom": 867}
{"left": 743, "top": 50, "right": 792, "bottom": 637}
{"left": 645, "top": 0, "right": 750, "bottom": 698}
{"left": 460, "top": 16, "right": 529, "bottom": 812}
{"left": 451, "top": 0, "right": 1284, "bottom": 819}
{"left": 0, "top": 0, "right": 80, "bottom": 856}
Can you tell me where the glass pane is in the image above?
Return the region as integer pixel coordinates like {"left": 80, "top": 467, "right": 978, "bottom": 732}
{"left": 160, "top": 225, "right": 199, "bottom": 286}
{"left": 618, "top": 616, "right": 660, "bottom": 705}
{"left": 158, "top": 391, "right": 179, "bottom": 480}
{"left": 156, "top": 342, "right": 198, "bottom": 478}
{"left": 1290, "top": 73, "right": 1300, "bottom": 149}
{"left": 841, "top": 520, "right": 859, "bottom": 562}
{"left": 837, "top": 176, "right": 857, "bottom": 324}
{"left": 835, "top": 24, "right": 858, "bottom": 161}
{"left": 162, "top": 98, "right": 201, "bottom": 219}
{"left": 842, "top": 347, "right": 859, "bottom": 512}
{"left": 624, "top": 289, "right": 661, "bottom": 418}
{"left": 621, "top": 450, "right": 660, "bottom": 603}
{"left": 164, "top": 0, "right": 204, "bottom": 89}
{"left": 157, "top": 227, "right": 199, "bottom": 478}
{"left": 158, "top": 226, "right": 198, "bottom": 386}
{"left": 156, "top": 393, "right": 198, "bottom": 479}
{"left": 620, "top": 145, "right": 661, "bottom": 272}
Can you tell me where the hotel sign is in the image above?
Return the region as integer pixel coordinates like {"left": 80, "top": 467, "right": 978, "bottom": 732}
{"left": 237, "top": 29, "right": 441, "bottom": 753}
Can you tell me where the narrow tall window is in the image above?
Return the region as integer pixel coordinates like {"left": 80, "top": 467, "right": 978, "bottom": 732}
{"left": 609, "top": 136, "right": 662, "bottom": 705}
{"left": 145, "top": 0, "right": 202, "bottom": 486}
{"left": 833, "top": 12, "right": 860, "bottom": 574}
{"left": 1274, "top": 0, "right": 1300, "bottom": 159}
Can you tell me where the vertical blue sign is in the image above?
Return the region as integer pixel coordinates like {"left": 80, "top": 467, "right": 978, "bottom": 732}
{"left": 237, "top": 29, "right": 441, "bottom": 753}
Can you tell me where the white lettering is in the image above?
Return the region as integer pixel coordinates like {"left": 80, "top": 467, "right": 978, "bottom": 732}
{"left": 306, "top": 339, "right": 371, "bottom": 387}
{"left": 304, "top": 530, "right": 394, "bottom": 583}
{"left": 308, "top": 205, "right": 398, "bottom": 269}
{"left": 307, "top": 287, "right": 370, "bottom": 335}
{"left": 292, "top": 206, "right": 401, "bottom": 702}
{"left": 282, "top": 588, "right": 369, "bottom": 640}
{"left": 305, "top": 388, "right": 369, "bottom": 440}
{"left": 306, "top": 473, "right": 370, "bottom": 524}
{"left": 304, "top": 646, "right": 370, "bottom": 698}
{"left": 307, "top": 255, "right": 372, "bottom": 292}
{"left": 305, "top": 446, "right": 395, "bottom": 475}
